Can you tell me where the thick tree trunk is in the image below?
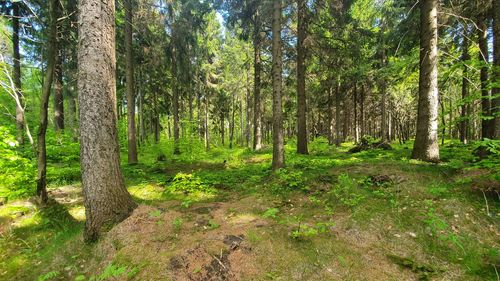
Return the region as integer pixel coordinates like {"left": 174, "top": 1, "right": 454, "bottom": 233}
{"left": 478, "top": 13, "right": 492, "bottom": 139}
{"left": 380, "top": 23, "right": 388, "bottom": 142}
{"left": 54, "top": 52, "right": 64, "bottom": 132}
{"left": 125, "top": 0, "right": 138, "bottom": 163}
{"left": 253, "top": 13, "right": 263, "bottom": 150}
{"left": 12, "top": 2, "right": 25, "bottom": 145}
{"left": 412, "top": 0, "right": 440, "bottom": 162}
{"left": 36, "top": 0, "right": 58, "bottom": 204}
{"left": 296, "top": 0, "right": 308, "bottom": 154}
{"left": 272, "top": 0, "right": 284, "bottom": 170}
{"left": 78, "top": 0, "right": 137, "bottom": 242}
{"left": 493, "top": 0, "right": 500, "bottom": 139}
{"left": 460, "top": 26, "right": 470, "bottom": 144}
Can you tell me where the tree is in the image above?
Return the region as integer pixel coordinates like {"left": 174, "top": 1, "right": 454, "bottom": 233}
{"left": 271, "top": 0, "right": 284, "bottom": 170}
{"left": 296, "top": 0, "right": 308, "bottom": 154}
{"left": 493, "top": 0, "right": 500, "bottom": 139}
{"left": 125, "top": 0, "right": 138, "bottom": 163}
{"left": 78, "top": 0, "right": 137, "bottom": 242}
{"left": 412, "top": 0, "right": 439, "bottom": 162}
{"left": 12, "top": 1, "right": 24, "bottom": 145}
{"left": 478, "top": 11, "right": 492, "bottom": 139}
{"left": 36, "top": 0, "right": 58, "bottom": 204}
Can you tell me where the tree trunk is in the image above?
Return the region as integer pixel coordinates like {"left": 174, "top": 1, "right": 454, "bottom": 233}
{"left": 253, "top": 12, "right": 263, "bottom": 150}
{"left": 36, "top": 0, "right": 58, "bottom": 204}
{"left": 205, "top": 96, "right": 210, "bottom": 151}
{"left": 478, "top": 12, "right": 492, "bottom": 139}
{"left": 12, "top": 2, "right": 25, "bottom": 145}
{"left": 68, "top": 87, "right": 78, "bottom": 141}
{"left": 54, "top": 52, "right": 64, "bottom": 132}
{"left": 335, "top": 82, "right": 341, "bottom": 146}
{"left": 360, "top": 84, "right": 365, "bottom": 137}
{"left": 230, "top": 92, "right": 235, "bottom": 149}
{"left": 460, "top": 25, "right": 470, "bottom": 144}
{"left": 380, "top": 23, "right": 388, "bottom": 142}
{"left": 272, "top": 0, "right": 284, "bottom": 170}
{"left": 493, "top": 0, "right": 500, "bottom": 139}
{"left": 125, "top": 0, "right": 138, "bottom": 163}
{"left": 78, "top": 0, "right": 137, "bottom": 242}
{"left": 172, "top": 44, "right": 180, "bottom": 154}
{"left": 327, "top": 84, "right": 334, "bottom": 145}
{"left": 354, "top": 83, "right": 359, "bottom": 143}
{"left": 246, "top": 66, "right": 252, "bottom": 147}
{"left": 296, "top": 0, "right": 308, "bottom": 154}
{"left": 412, "top": 0, "right": 440, "bottom": 162}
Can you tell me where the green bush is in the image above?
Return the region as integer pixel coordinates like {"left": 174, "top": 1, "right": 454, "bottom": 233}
{"left": 270, "top": 168, "right": 308, "bottom": 194}
{"left": 329, "top": 173, "right": 365, "bottom": 207}
{"left": 166, "top": 172, "right": 213, "bottom": 194}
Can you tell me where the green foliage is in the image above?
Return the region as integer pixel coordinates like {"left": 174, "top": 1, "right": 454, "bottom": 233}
{"left": 172, "top": 217, "right": 183, "bottom": 232}
{"left": 262, "top": 207, "right": 279, "bottom": 219}
{"left": 166, "top": 173, "right": 214, "bottom": 194}
{"left": 91, "top": 263, "right": 127, "bottom": 281}
{"left": 270, "top": 169, "right": 307, "bottom": 194}
{"left": 290, "top": 222, "right": 335, "bottom": 240}
{"left": 0, "top": 126, "right": 35, "bottom": 200}
{"left": 38, "top": 271, "right": 59, "bottom": 281}
{"left": 329, "top": 174, "right": 365, "bottom": 207}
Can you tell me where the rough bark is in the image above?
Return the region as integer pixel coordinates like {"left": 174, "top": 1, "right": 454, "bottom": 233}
{"left": 460, "top": 26, "right": 470, "bottom": 144}
{"left": 36, "top": 0, "right": 58, "bottom": 204}
{"left": 380, "top": 23, "right": 388, "bottom": 142}
{"left": 246, "top": 65, "right": 252, "bottom": 147}
{"left": 478, "top": 12, "right": 492, "bottom": 139}
{"left": 12, "top": 2, "right": 25, "bottom": 145}
{"left": 78, "top": 0, "right": 137, "bottom": 242}
{"left": 335, "top": 82, "right": 341, "bottom": 146}
{"left": 327, "top": 83, "right": 334, "bottom": 145}
{"left": 412, "top": 0, "right": 440, "bottom": 162}
{"left": 272, "top": 0, "right": 285, "bottom": 170}
{"left": 493, "top": 0, "right": 500, "bottom": 139}
{"left": 172, "top": 43, "right": 180, "bottom": 154}
{"left": 54, "top": 50, "right": 64, "bottom": 132}
{"left": 125, "top": 0, "right": 138, "bottom": 163}
{"left": 296, "top": 0, "right": 308, "bottom": 154}
{"left": 253, "top": 12, "right": 263, "bottom": 150}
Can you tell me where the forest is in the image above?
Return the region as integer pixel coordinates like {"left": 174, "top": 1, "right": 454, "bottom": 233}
{"left": 0, "top": 0, "right": 499, "bottom": 280}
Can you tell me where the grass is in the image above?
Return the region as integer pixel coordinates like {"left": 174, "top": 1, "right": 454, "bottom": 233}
{"left": 0, "top": 131, "right": 498, "bottom": 280}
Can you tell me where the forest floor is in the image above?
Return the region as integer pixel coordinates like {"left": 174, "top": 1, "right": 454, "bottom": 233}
{"left": 0, "top": 138, "right": 499, "bottom": 281}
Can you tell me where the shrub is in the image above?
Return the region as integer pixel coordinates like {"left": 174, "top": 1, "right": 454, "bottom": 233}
{"left": 329, "top": 173, "right": 365, "bottom": 207}
{"left": 166, "top": 172, "right": 213, "bottom": 194}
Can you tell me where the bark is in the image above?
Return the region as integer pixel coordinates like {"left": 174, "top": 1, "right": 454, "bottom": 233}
{"left": 67, "top": 87, "right": 78, "bottom": 141}
{"left": 380, "top": 23, "right": 388, "bottom": 142}
{"left": 412, "top": 0, "right": 440, "bottom": 162}
{"left": 478, "top": 12, "right": 492, "bottom": 139}
{"left": 493, "top": 0, "right": 500, "bottom": 139}
{"left": 78, "top": 0, "right": 137, "bottom": 242}
{"left": 54, "top": 52, "right": 64, "bottom": 132}
{"left": 230, "top": 92, "right": 235, "bottom": 149}
{"left": 205, "top": 96, "right": 210, "bottom": 151}
{"left": 253, "top": 12, "right": 263, "bottom": 150}
{"left": 36, "top": 0, "right": 58, "bottom": 204}
{"left": 125, "top": 0, "right": 138, "bottom": 163}
{"left": 327, "top": 84, "right": 334, "bottom": 145}
{"left": 360, "top": 84, "right": 365, "bottom": 137}
{"left": 272, "top": 0, "right": 285, "bottom": 170}
{"left": 459, "top": 26, "right": 470, "bottom": 144}
{"left": 296, "top": 0, "right": 308, "bottom": 154}
{"left": 172, "top": 43, "right": 180, "bottom": 153}
{"left": 354, "top": 83, "right": 359, "bottom": 143}
{"left": 246, "top": 66, "right": 252, "bottom": 146}
{"left": 12, "top": 2, "right": 25, "bottom": 145}
{"left": 335, "top": 82, "right": 341, "bottom": 146}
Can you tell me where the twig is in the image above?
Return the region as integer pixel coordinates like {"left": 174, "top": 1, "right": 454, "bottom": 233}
{"left": 212, "top": 254, "right": 226, "bottom": 270}
{"left": 481, "top": 190, "right": 490, "bottom": 217}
